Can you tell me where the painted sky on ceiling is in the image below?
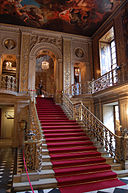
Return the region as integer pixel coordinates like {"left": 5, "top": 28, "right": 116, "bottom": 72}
{"left": 0, "top": 0, "right": 122, "bottom": 36}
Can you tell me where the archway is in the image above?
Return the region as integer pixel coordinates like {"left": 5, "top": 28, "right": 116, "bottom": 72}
{"left": 35, "top": 50, "right": 56, "bottom": 97}
{"left": 29, "top": 42, "right": 62, "bottom": 102}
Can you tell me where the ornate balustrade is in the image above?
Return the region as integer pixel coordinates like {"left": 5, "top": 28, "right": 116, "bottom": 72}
{"left": 65, "top": 65, "right": 128, "bottom": 97}
{"left": 24, "top": 100, "right": 43, "bottom": 171}
{"left": 63, "top": 94, "right": 128, "bottom": 168}
{"left": 0, "top": 74, "right": 17, "bottom": 92}
{"left": 91, "top": 67, "right": 120, "bottom": 93}
{"left": 65, "top": 82, "right": 92, "bottom": 96}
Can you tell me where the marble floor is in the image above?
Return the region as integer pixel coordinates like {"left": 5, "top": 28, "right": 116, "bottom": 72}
{"left": 0, "top": 148, "right": 16, "bottom": 193}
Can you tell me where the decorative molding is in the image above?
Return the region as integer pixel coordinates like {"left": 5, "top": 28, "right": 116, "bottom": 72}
{"left": 30, "top": 42, "right": 62, "bottom": 59}
{"left": 30, "top": 35, "right": 62, "bottom": 53}
{"left": 63, "top": 38, "right": 71, "bottom": 91}
{"left": 19, "top": 33, "right": 30, "bottom": 92}
{"left": 114, "top": 12, "right": 126, "bottom": 65}
{"left": 74, "top": 47, "right": 84, "bottom": 58}
{"left": 3, "top": 39, "right": 16, "bottom": 50}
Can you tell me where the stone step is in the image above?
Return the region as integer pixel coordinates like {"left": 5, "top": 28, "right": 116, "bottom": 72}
{"left": 42, "top": 155, "right": 51, "bottom": 162}
{"left": 13, "top": 169, "right": 55, "bottom": 184}
{"left": 111, "top": 163, "right": 122, "bottom": 170}
{"left": 13, "top": 178, "right": 57, "bottom": 192}
{"left": 105, "top": 157, "right": 114, "bottom": 164}
{"left": 39, "top": 169, "right": 55, "bottom": 179}
{"left": 42, "top": 149, "right": 49, "bottom": 155}
{"left": 42, "top": 162, "right": 53, "bottom": 169}
{"left": 114, "top": 169, "right": 128, "bottom": 178}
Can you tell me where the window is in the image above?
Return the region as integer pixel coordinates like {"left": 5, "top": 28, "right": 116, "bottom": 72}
{"left": 110, "top": 40, "right": 117, "bottom": 69}
{"left": 99, "top": 27, "right": 117, "bottom": 76}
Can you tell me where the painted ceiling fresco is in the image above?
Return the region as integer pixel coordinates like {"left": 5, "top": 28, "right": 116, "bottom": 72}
{"left": 0, "top": 0, "right": 123, "bottom": 36}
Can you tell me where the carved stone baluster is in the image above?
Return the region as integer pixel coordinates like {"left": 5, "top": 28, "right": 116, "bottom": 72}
{"left": 7, "top": 76, "right": 11, "bottom": 90}
{"left": 105, "top": 128, "right": 108, "bottom": 151}
{"left": 109, "top": 132, "right": 114, "bottom": 157}
{"left": 2, "top": 76, "right": 6, "bottom": 89}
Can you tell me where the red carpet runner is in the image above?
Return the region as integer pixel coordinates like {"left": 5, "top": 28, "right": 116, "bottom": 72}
{"left": 36, "top": 97, "right": 125, "bottom": 193}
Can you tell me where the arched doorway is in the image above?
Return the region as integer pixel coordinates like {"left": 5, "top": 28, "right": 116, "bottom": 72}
{"left": 35, "top": 50, "right": 56, "bottom": 97}
{"left": 29, "top": 42, "right": 62, "bottom": 103}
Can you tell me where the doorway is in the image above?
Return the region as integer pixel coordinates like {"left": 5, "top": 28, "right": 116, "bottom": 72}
{"left": 0, "top": 105, "right": 14, "bottom": 139}
{"left": 35, "top": 51, "right": 55, "bottom": 97}
{"left": 103, "top": 102, "right": 120, "bottom": 134}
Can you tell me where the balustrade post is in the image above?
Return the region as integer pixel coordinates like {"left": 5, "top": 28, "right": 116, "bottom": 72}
{"left": 73, "top": 106, "right": 76, "bottom": 120}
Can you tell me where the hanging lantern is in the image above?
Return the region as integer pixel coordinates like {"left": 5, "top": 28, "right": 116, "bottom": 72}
{"left": 41, "top": 61, "right": 49, "bottom": 70}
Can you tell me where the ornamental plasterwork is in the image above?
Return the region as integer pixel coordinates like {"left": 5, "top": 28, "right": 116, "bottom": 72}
{"left": 20, "top": 33, "right": 30, "bottom": 92}
{"left": 63, "top": 38, "right": 71, "bottom": 91}
{"left": 3, "top": 39, "right": 16, "bottom": 50}
{"left": 30, "top": 34, "right": 62, "bottom": 52}
{"left": 74, "top": 47, "right": 84, "bottom": 58}
{"left": 72, "top": 40, "right": 89, "bottom": 62}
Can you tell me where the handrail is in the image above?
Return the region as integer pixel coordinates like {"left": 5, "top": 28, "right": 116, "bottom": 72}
{"left": 23, "top": 150, "right": 35, "bottom": 193}
{"left": 24, "top": 99, "right": 43, "bottom": 171}
{"left": 63, "top": 93, "right": 127, "bottom": 167}
{"left": 81, "top": 102, "right": 120, "bottom": 138}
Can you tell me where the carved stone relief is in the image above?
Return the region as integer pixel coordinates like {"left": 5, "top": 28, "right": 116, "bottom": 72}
{"left": 63, "top": 38, "right": 71, "bottom": 91}
{"left": 75, "top": 48, "right": 84, "bottom": 58}
{"left": 3, "top": 39, "right": 16, "bottom": 50}
{"left": 30, "top": 34, "right": 62, "bottom": 52}
{"left": 19, "top": 33, "right": 30, "bottom": 92}
{"left": 72, "top": 40, "right": 90, "bottom": 63}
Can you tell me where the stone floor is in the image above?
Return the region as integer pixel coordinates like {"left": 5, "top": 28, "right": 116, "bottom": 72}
{"left": 0, "top": 147, "right": 16, "bottom": 193}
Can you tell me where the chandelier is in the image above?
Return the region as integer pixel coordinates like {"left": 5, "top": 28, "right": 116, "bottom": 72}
{"left": 41, "top": 61, "right": 49, "bottom": 70}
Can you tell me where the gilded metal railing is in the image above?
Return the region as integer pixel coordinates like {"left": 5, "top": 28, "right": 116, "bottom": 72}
{"left": 65, "top": 65, "right": 128, "bottom": 97}
{"left": 65, "top": 82, "right": 92, "bottom": 96}
{"left": 63, "top": 94, "right": 128, "bottom": 167}
{"left": 91, "top": 67, "right": 120, "bottom": 93}
{"left": 24, "top": 100, "right": 43, "bottom": 171}
{"left": 0, "top": 74, "right": 17, "bottom": 92}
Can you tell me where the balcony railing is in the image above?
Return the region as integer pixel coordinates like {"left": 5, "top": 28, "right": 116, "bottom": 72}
{"left": 0, "top": 74, "right": 17, "bottom": 92}
{"left": 65, "top": 82, "right": 92, "bottom": 97}
{"left": 91, "top": 66, "right": 124, "bottom": 93}
{"left": 65, "top": 65, "right": 128, "bottom": 97}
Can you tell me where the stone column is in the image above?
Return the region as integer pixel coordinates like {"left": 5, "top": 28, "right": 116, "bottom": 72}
{"left": 19, "top": 32, "right": 30, "bottom": 93}
{"left": 0, "top": 54, "right": 2, "bottom": 75}
{"left": 63, "top": 37, "right": 71, "bottom": 92}
{"left": 55, "top": 58, "right": 63, "bottom": 103}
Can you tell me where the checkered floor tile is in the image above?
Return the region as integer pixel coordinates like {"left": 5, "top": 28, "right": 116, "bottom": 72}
{"left": 0, "top": 148, "right": 16, "bottom": 193}
{"left": 16, "top": 188, "right": 60, "bottom": 193}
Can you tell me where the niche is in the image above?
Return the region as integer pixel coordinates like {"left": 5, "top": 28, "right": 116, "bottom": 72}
{"left": 1, "top": 54, "right": 16, "bottom": 76}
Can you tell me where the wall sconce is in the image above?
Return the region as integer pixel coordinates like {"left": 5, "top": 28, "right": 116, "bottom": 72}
{"left": 19, "top": 120, "right": 26, "bottom": 130}
{"left": 6, "top": 61, "right": 12, "bottom": 70}
{"left": 75, "top": 67, "right": 80, "bottom": 76}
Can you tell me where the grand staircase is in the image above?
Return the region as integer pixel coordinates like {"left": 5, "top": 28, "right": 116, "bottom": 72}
{"left": 36, "top": 97, "right": 125, "bottom": 193}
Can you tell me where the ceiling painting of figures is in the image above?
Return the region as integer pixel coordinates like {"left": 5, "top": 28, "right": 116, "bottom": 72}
{"left": 0, "top": 0, "right": 123, "bottom": 36}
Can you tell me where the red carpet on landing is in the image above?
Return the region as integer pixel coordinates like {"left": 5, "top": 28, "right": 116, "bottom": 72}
{"left": 36, "top": 97, "right": 125, "bottom": 193}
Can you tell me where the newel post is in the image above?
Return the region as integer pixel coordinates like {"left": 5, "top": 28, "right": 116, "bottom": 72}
{"left": 73, "top": 105, "right": 76, "bottom": 120}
